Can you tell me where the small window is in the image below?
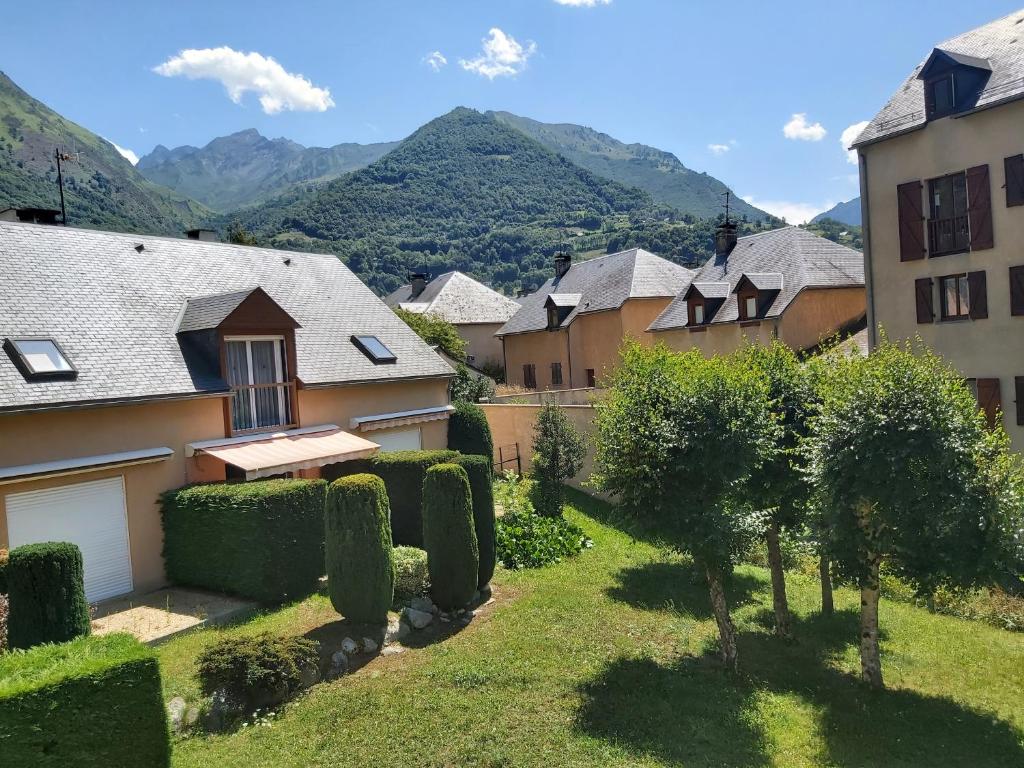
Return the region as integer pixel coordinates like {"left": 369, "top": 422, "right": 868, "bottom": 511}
{"left": 744, "top": 296, "right": 758, "bottom": 319}
{"left": 547, "top": 306, "right": 560, "bottom": 330}
{"left": 351, "top": 335, "right": 397, "bottom": 364}
{"left": 523, "top": 364, "right": 537, "bottom": 389}
{"left": 693, "top": 303, "right": 705, "bottom": 325}
{"left": 586, "top": 369, "right": 596, "bottom": 388}
{"left": 928, "top": 75, "right": 955, "bottom": 118}
{"left": 4, "top": 337, "right": 77, "bottom": 381}
{"left": 939, "top": 274, "right": 970, "bottom": 320}
{"left": 551, "top": 362, "right": 563, "bottom": 387}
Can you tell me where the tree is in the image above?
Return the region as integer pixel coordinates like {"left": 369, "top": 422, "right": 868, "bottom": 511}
{"left": 226, "top": 221, "right": 258, "bottom": 246}
{"left": 450, "top": 365, "right": 495, "bottom": 403}
{"left": 595, "top": 343, "right": 777, "bottom": 671}
{"left": 806, "top": 339, "right": 1024, "bottom": 688}
{"left": 448, "top": 400, "right": 494, "bottom": 458}
{"left": 531, "top": 402, "right": 586, "bottom": 517}
{"left": 394, "top": 308, "right": 467, "bottom": 361}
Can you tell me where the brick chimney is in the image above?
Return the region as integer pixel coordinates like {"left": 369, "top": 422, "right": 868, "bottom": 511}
{"left": 554, "top": 252, "right": 572, "bottom": 280}
{"left": 186, "top": 228, "right": 218, "bottom": 242}
{"left": 715, "top": 221, "right": 739, "bottom": 258}
{"left": 409, "top": 272, "right": 429, "bottom": 299}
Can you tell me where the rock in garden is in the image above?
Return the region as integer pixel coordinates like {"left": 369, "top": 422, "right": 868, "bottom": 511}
{"left": 384, "top": 617, "right": 410, "bottom": 645}
{"left": 409, "top": 596, "right": 436, "bottom": 614}
{"left": 341, "top": 637, "right": 359, "bottom": 654}
{"left": 167, "top": 697, "right": 186, "bottom": 732}
{"left": 381, "top": 644, "right": 406, "bottom": 656}
{"left": 403, "top": 606, "right": 433, "bottom": 629}
{"left": 298, "top": 662, "right": 320, "bottom": 689}
{"left": 185, "top": 706, "right": 201, "bottom": 728}
{"left": 362, "top": 637, "right": 379, "bottom": 653}
{"left": 325, "top": 649, "right": 350, "bottom": 679}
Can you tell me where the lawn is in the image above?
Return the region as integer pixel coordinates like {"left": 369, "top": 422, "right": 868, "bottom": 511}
{"left": 161, "top": 488, "right": 1024, "bottom": 767}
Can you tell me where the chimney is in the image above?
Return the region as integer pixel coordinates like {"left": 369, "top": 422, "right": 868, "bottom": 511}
{"left": 1, "top": 207, "right": 61, "bottom": 225}
{"left": 408, "top": 272, "right": 428, "bottom": 299}
{"left": 186, "top": 228, "right": 218, "bottom": 242}
{"left": 554, "top": 252, "right": 572, "bottom": 280}
{"left": 715, "top": 221, "right": 739, "bottom": 258}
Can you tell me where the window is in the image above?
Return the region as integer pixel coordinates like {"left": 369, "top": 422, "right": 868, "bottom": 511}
{"left": 744, "top": 296, "right": 758, "bottom": 319}
{"left": 586, "top": 369, "right": 596, "bottom": 388}
{"left": 3, "top": 337, "right": 77, "bottom": 381}
{"left": 928, "top": 172, "right": 970, "bottom": 256}
{"left": 225, "top": 337, "right": 293, "bottom": 433}
{"left": 927, "top": 75, "right": 955, "bottom": 118}
{"left": 939, "top": 274, "right": 970, "bottom": 320}
{"left": 551, "top": 362, "right": 563, "bottom": 387}
{"left": 547, "top": 306, "right": 560, "bottom": 330}
{"left": 351, "top": 335, "right": 396, "bottom": 364}
{"left": 523, "top": 364, "right": 537, "bottom": 389}
{"left": 692, "top": 303, "right": 705, "bottom": 325}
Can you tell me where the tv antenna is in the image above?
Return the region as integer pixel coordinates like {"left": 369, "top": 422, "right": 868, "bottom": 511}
{"left": 53, "top": 145, "right": 80, "bottom": 225}
{"left": 721, "top": 191, "right": 732, "bottom": 226}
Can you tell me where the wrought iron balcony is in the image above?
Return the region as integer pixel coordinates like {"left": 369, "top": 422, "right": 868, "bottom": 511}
{"left": 928, "top": 214, "right": 970, "bottom": 257}
{"left": 229, "top": 380, "right": 298, "bottom": 435}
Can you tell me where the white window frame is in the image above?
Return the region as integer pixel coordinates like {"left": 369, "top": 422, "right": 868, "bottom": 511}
{"left": 744, "top": 296, "right": 758, "bottom": 319}
{"left": 693, "top": 304, "right": 705, "bottom": 324}
{"left": 224, "top": 335, "right": 288, "bottom": 431}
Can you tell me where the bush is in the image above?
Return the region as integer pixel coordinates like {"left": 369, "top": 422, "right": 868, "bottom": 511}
{"left": 161, "top": 479, "right": 327, "bottom": 604}
{"left": 453, "top": 454, "right": 497, "bottom": 588}
{"left": 494, "top": 474, "right": 592, "bottom": 569}
{"left": 451, "top": 365, "right": 496, "bottom": 404}
{"left": 0, "top": 633, "right": 170, "bottom": 767}
{"left": 448, "top": 400, "right": 494, "bottom": 457}
{"left": 0, "top": 548, "right": 7, "bottom": 593}
{"left": 325, "top": 475, "right": 394, "bottom": 624}
{"left": 6, "top": 542, "right": 90, "bottom": 650}
{"left": 394, "top": 546, "right": 430, "bottom": 603}
{"left": 196, "top": 633, "right": 320, "bottom": 713}
{"left": 422, "top": 464, "right": 479, "bottom": 610}
{"left": 531, "top": 403, "right": 586, "bottom": 517}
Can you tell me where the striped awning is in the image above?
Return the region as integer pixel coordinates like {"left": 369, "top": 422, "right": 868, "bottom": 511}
{"left": 350, "top": 404, "right": 455, "bottom": 433}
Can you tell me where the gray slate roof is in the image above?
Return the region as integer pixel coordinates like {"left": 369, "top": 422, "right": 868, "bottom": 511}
{"left": 854, "top": 10, "right": 1024, "bottom": 148}
{"left": 0, "top": 222, "right": 453, "bottom": 412}
{"left": 384, "top": 271, "right": 520, "bottom": 325}
{"left": 497, "top": 248, "right": 694, "bottom": 336}
{"left": 648, "top": 227, "right": 864, "bottom": 331}
{"left": 177, "top": 288, "right": 264, "bottom": 333}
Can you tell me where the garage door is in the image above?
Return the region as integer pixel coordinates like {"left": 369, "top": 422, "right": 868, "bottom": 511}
{"left": 372, "top": 428, "right": 422, "bottom": 453}
{"left": 6, "top": 476, "right": 133, "bottom": 603}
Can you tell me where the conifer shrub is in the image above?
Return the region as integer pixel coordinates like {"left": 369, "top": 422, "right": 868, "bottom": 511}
{"left": 453, "top": 454, "right": 497, "bottom": 588}
{"left": 531, "top": 403, "right": 586, "bottom": 517}
{"left": 448, "top": 400, "right": 494, "bottom": 458}
{"left": 325, "top": 474, "right": 395, "bottom": 624}
{"left": 422, "top": 464, "right": 479, "bottom": 610}
{"left": 0, "top": 548, "right": 8, "bottom": 593}
{"left": 6, "top": 542, "right": 90, "bottom": 650}
{"left": 393, "top": 546, "right": 430, "bottom": 603}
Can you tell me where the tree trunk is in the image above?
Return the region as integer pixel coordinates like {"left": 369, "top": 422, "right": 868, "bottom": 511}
{"left": 819, "top": 554, "right": 834, "bottom": 617}
{"left": 704, "top": 564, "right": 739, "bottom": 673}
{"left": 765, "top": 522, "right": 792, "bottom": 639}
{"left": 856, "top": 500, "right": 883, "bottom": 689}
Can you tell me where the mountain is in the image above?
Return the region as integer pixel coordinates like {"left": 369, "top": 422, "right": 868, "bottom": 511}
{"left": 137, "top": 130, "right": 399, "bottom": 211}
{"left": 0, "top": 71, "right": 209, "bottom": 234}
{"left": 488, "top": 111, "right": 767, "bottom": 221}
{"left": 812, "top": 198, "right": 861, "bottom": 226}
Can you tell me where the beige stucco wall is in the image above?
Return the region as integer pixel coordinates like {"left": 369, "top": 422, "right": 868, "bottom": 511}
{"left": 455, "top": 323, "right": 504, "bottom": 369}
{"left": 861, "top": 97, "right": 1024, "bottom": 451}
{"left": 653, "top": 319, "right": 776, "bottom": 356}
{"left": 568, "top": 309, "right": 624, "bottom": 388}
{"left": 502, "top": 328, "right": 569, "bottom": 390}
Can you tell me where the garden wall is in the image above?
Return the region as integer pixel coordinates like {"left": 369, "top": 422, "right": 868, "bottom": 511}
{"left": 489, "top": 387, "right": 601, "bottom": 406}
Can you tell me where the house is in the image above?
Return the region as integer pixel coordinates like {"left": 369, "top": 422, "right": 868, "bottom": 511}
{"left": 384, "top": 271, "right": 520, "bottom": 370}
{"left": 852, "top": 9, "right": 1024, "bottom": 450}
{"left": 497, "top": 249, "right": 694, "bottom": 390}
{"left": 0, "top": 220, "right": 454, "bottom": 602}
{"left": 647, "top": 224, "right": 865, "bottom": 355}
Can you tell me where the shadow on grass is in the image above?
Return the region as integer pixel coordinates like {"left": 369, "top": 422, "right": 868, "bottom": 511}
{"left": 606, "top": 559, "right": 764, "bottom": 619}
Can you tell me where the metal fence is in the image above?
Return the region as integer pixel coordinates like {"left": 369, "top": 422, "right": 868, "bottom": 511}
{"left": 494, "top": 442, "right": 522, "bottom": 476}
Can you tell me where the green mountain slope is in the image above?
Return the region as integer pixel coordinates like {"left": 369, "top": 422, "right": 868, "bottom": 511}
{"left": 488, "top": 111, "right": 766, "bottom": 221}
{"left": 0, "top": 71, "right": 209, "bottom": 234}
{"left": 137, "top": 129, "right": 399, "bottom": 211}
{"left": 811, "top": 197, "right": 861, "bottom": 226}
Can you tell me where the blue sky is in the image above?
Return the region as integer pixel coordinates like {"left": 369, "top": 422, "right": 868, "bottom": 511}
{"left": 4, "top": 0, "right": 1021, "bottom": 222}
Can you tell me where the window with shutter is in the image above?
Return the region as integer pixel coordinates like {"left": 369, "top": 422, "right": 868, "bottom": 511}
{"left": 550, "top": 362, "right": 563, "bottom": 387}
{"left": 523, "top": 364, "right": 537, "bottom": 390}
{"left": 967, "top": 164, "right": 995, "bottom": 250}
{"left": 898, "top": 181, "right": 926, "bottom": 261}
{"left": 976, "top": 378, "right": 1001, "bottom": 429}
{"left": 968, "top": 270, "right": 988, "bottom": 319}
{"left": 1010, "top": 266, "right": 1024, "bottom": 316}
{"left": 1005, "top": 155, "right": 1024, "bottom": 207}
{"left": 939, "top": 274, "right": 970, "bottom": 320}
{"left": 586, "top": 369, "right": 596, "bottom": 388}
{"left": 1016, "top": 377, "right": 1024, "bottom": 426}
{"left": 915, "top": 277, "right": 934, "bottom": 324}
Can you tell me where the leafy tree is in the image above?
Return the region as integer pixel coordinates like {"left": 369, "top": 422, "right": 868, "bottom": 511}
{"left": 226, "top": 220, "right": 258, "bottom": 246}
{"left": 806, "top": 339, "right": 1024, "bottom": 688}
{"left": 450, "top": 365, "right": 495, "bottom": 404}
{"left": 595, "top": 343, "right": 777, "bottom": 671}
{"left": 394, "top": 308, "right": 467, "bottom": 361}
{"left": 531, "top": 403, "right": 587, "bottom": 518}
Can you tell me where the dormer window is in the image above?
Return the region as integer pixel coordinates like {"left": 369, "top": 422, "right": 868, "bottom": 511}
{"left": 692, "top": 303, "right": 705, "bottom": 325}
{"left": 4, "top": 337, "right": 77, "bottom": 381}
{"left": 927, "top": 74, "right": 956, "bottom": 118}
{"left": 684, "top": 282, "right": 729, "bottom": 328}
{"left": 225, "top": 336, "right": 294, "bottom": 433}
{"left": 734, "top": 273, "right": 782, "bottom": 322}
{"left": 544, "top": 293, "right": 580, "bottom": 331}
{"left": 744, "top": 296, "right": 758, "bottom": 319}
{"left": 547, "top": 305, "right": 560, "bottom": 330}
{"left": 918, "top": 49, "right": 991, "bottom": 121}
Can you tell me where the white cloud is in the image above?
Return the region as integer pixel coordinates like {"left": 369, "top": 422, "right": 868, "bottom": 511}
{"left": 708, "top": 142, "right": 732, "bottom": 156}
{"left": 153, "top": 47, "right": 334, "bottom": 114}
{"left": 783, "top": 113, "right": 827, "bottom": 142}
{"left": 840, "top": 120, "right": 870, "bottom": 164}
{"left": 554, "top": 0, "right": 611, "bottom": 6}
{"left": 460, "top": 28, "right": 537, "bottom": 79}
{"left": 424, "top": 51, "right": 447, "bottom": 73}
{"left": 742, "top": 196, "right": 833, "bottom": 225}
{"left": 106, "top": 139, "right": 139, "bottom": 165}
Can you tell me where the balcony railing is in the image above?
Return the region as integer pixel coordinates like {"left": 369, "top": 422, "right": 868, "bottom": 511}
{"left": 928, "top": 214, "right": 970, "bottom": 257}
{"left": 229, "top": 380, "right": 298, "bottom": 435}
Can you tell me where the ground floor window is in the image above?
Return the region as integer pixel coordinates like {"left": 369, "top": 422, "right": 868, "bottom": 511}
{"left": 551, "top": 362, "right": 563, "bottom": 387}
{"left": 523, "top": 364, "right": 537, "bottom": 389}
{"left": 586, "top": 369, "right": 596, "bottom": 388}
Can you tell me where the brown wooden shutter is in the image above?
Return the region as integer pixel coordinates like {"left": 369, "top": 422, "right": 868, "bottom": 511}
{"left": 967, "top": 164, "right": 995, "bottom": 250}
{"left": 1005, "top": 155, "right": 1024, "bottom": 207}
{"left": 968, "top": 270, "right": 988, "bottom": 319}
{"left": 915, "top": 277, "right": 934, "bottom": 324}
{"left": 1010, "top": 265, "right": 1024, "bottom": 316}
{"left": 976, "top": 378, "right": 1001, "bottom": 429}
{"left": 1016, "top": 377, "right": 1024, "bottom": 426}
{"left": 898, "top": 181, "right": 926, "bottom": 261}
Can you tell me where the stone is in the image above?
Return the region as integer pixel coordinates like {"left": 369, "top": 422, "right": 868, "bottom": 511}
{"left": 325, "top": 649, "right": 349, "bottom": 680}
{"left": 362, "top": 637, "right": 379, "bottom": 653}
{"left": 341, "top": 637, "right": 359, "bottom": 654}
{"left": 298, "top": 662, "right": 320, "bottom": 689}
{"left": 403, "top": 606, "right": 433, "bottom": 629}
{"left": 409, "top": 596, "right": 435, "bottom": 614}
{"left": 167, "top": 697, "right": 186, "bottom": 732}
{"left": 381, "top": 644, "right": 406, "bottom": 656}
{"left": 185, "top": 707, "right": 201, "bottom": 728}
{"left": 384, "top": 618, "right": 410, "bottom": 645}
{"left": 202, "top": 690, "right": 238, "bottom": 733}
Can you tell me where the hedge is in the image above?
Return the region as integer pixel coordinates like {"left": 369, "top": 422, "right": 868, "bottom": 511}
{"left": 7, "top": 542, "right": 90, "bottom": 650}
{"left": 422, "top": 464, "right": 479, "bottom": 610}
{"left": 0, "top": 633, "right": 170, "bottom": 767}
{"left": 453, "top": 455, "right": 496, "bottom": 588}
{"left": 161, "top": 479, "right": 327, "bottom": 603}
{"left": 448, "top": 401, "right": 494, "bottom": 459}
{"left": 0, "top": 548, "right": 8, "bottom": 593}
{"left": 325, "top": 475, "right": 394, "bottom": 624}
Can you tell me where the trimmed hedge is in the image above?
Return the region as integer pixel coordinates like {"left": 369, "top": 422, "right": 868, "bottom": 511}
{"left": 161, "top": 479, "right": 327, "bottom": 603}
{"left": 7, "top": 542, "right": 90, "bottom": 650}
{"left": 448, "top": 401, "right": 494, "bottom": 459}
{"left": 0, "top": 548, "right": 7, "bottom": 593}
{"left": 325, "top": 475, "right": 394, "bottom": 624}
{"left": 422, "top": 464, "right": 479, "bottom": 610}
{"left": 394, "top": 546, "right": 430, "bottom": 603}
{"left": 0, "top": 632, "right": 170, "bottom": 767}
{"left": 453, "top": 455, "right": 497, "bottom": 588}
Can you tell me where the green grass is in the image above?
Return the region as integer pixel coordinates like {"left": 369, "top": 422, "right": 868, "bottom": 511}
{"left": 162, "top": 488, "right": 1024, "bottom": 767}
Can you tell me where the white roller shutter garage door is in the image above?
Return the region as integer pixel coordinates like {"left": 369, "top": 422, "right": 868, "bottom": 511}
{"left": 372, "top": 428, "right": 422, "bottom": 453}
{"left": 6, "top": 476, "right": 133, "bottom": 603}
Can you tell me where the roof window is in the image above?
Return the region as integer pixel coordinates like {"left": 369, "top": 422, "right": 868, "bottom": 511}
{"left": 351, "top": 335, "right": 397, "bottom": 364}
{"left": 4, "top": 337, "right": 77, "bottom": 381}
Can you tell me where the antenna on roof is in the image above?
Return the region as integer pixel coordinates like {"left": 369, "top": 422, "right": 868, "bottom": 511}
{"left": 53, "top": 145, "right": 79, "bottom": 226}
{"left": 721, "top": 191, "right": 732, "bottom": 227}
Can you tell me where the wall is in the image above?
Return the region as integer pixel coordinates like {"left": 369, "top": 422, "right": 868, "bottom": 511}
{"left": 489, "top": 387, "right": 599, "bottom": 406}
{"left": 456, "top": 323, "right": 504, "bottom": 369}
{"left": 502, "top": 329, "right": 569, "bottom": 390}
{"left": 777, "top": 287, "right": 866, "bottom": 351}
{"left": 653, "top": 319, "right": 776, "bottom": 356}
{"left": 862, "top": 97, "right": 1024, "bottom": 451}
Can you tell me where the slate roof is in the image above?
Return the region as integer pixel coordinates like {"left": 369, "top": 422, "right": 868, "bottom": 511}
{"left": 0, "top": 222, "right": 453, "bottom": 412}
{"left": 177, "top": 288, "right": 264, "bottom": 333}
{"left": 648, "top": 227, "right": 864, "bottom": 332}
{"left": 854, "top": 10, "right": 1024, "bottom": 148}
{"left": 384, "top": 271, "right": 519, "bottom": 325}
{"left": 497, "top": 248, "right": 695, "bottom": 336}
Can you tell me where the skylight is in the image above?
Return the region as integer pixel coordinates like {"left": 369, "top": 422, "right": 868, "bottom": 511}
{"left": 351, "top": 335, "right": 397, "bottom": 364}
{"left": 4, "top": 337, "right": 77, "bottom": 381}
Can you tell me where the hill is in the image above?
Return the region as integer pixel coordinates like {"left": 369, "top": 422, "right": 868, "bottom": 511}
{"left": 137, "top": 129, "right": 399, "bottom": 211}
{"left": 0, "top": 71, "right": 209, "bottom": 234}
{"left": 812, "top": 198, "right": 861, "bottom": 226}
{"left": 488, "top": 111, "right": 767, "bottom": 221}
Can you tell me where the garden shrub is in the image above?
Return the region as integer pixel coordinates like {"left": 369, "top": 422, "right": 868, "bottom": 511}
{"left": 0, "top": 548, "right": 7, "bottom": 593}
{"left": 453, "top": 454, "right": 497, "bottom": 588}
{"left": 422, "top": 464, "right": 479, "bottom": 610}
{"left": 196, "top": 633, "right": 320, "bottom": 713}
{"left": 6, "top": 542, "right": 90, "bottom": 650}
{"left": 394, "top": 546, "right": 430, "bottom": 603}
{"left": 448, "top": 400, "right": 494, "bottom": 458}
{"left": 325, "top": 475, "right": 394, "bottom": 624}
{"left": 530, "top": 403, "right": 586, "bottom": 517}
{"left": 494, "top": 473, "right": 592, "bottom": 569}
{"left": 161, "top": 479, "right": 327, "bottom": 604}
{"left": 0, "top": 632, "right": 170, "bottom": 767}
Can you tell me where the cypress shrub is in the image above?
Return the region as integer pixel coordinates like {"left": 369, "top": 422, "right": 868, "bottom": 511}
{"left": 453, "top": 454, "right": 497, "bottom": 588}
{"left": 393, "top": 546, "right": 430, "bottom": 603}
{"left": 448, "top": 401, "right": 494, "bottom": 459}
{"left": 7, "top": 542, "right": 90, "bottom": 650}
{"left": 161, "top": 479, "right": 327, "bottom": 603}
{"left": 0, "top": 548, "right": 8, "bottom": 593}
{"left": 325, "top": 474, "right": 395, "bottom": 624}
{"left": 0, "top": 633, "right": 170, "bottom": 767}
{"left": 422, "top": 464, "right": 479, "bottom": 610}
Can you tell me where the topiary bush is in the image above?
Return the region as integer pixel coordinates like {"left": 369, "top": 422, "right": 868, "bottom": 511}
{"left": 422, "top": 464, "right": 479, "bottom": 610}
{"left": 453, "top": 454, "right": 497, "bottom": 588}
{"left": 325, "top": 474, "right": 395, "bottom": 624}
{"left": 393, "top": 546, "right": 430, "bottom": 604}
{"left": 161, "top": 479, "right": 327, "bottom": 603}
{"left": 0, "top": 632, "right": 170, "bottom": 767}
{"left": 448, "top": 400, "right": 494, "bottom": 459}
{"left": 6, "top": 542, "right": 90, "bottom": 650}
